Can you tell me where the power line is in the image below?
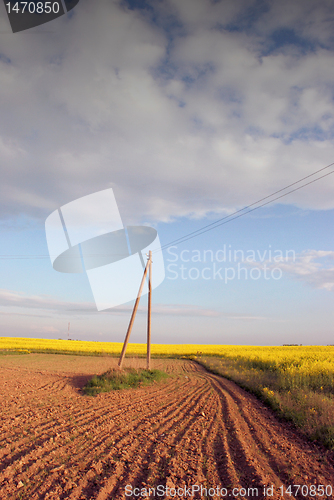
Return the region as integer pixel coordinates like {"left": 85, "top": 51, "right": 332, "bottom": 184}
{"left": 0, "top": 255, "right": 50, "bottom": 260}
{"left": 157, "top": 162, "right": 334, "bottom": 252}
{"left": 0, "top": 162, "right": 333, "bottom": 260}
{"left": 0, "top": 253, "right": 131, "bottom": 260}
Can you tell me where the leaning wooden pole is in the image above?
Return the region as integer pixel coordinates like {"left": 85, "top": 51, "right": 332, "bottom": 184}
{"left": 147, "top": 251, "right": 152, "bottom": 370}
{"left": 118, "top": 253, "right": 151, "bottom": 369}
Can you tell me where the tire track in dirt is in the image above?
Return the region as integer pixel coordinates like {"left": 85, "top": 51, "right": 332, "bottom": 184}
{"left": 0, "top": 358, "right": 333, "bottom": 500}
{"left": 209, "top": 375, "right": 282, "bottom": 491}
{"left": 206, "top": 372, "right": 333, "bottom": 497}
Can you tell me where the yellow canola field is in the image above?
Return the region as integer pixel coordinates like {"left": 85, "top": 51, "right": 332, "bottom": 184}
{"left": 1, "top": 337, "right": 333, "bottom": 376}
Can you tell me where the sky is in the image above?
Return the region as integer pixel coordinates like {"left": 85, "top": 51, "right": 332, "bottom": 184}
{"left": 0, "top": 0, "right": 333, "bottom": 345}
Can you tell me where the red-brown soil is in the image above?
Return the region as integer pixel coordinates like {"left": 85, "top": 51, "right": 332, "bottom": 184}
{"left": 0, "top": 354, "right": 333, "bottom": 500}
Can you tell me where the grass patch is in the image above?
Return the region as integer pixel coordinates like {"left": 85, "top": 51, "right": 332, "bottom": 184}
{"left": 83, "top": 368, "right": 168, "bottom": 396}
{"left": 0, "top": 349, "right": 30, "bottom": 356}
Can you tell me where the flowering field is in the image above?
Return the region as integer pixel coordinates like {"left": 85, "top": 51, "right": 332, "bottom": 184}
{"left": 1, "top": 336, "right": 333, "bottom": 360}
{"left": 1, "top": 338, "right": 334, "bottom": 389}
{"left": 1, "top": 337, "right": 333, "bottom": 447}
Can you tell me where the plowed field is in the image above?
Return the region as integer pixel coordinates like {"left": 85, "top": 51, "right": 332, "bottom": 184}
{"left": 0, "top": 354, "right": 333, "bottom": 500}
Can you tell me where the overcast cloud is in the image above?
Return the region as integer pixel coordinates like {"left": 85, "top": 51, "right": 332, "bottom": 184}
{"left": 0, "top": 0, "right": 334, "bottom": 225}
{"left": 249, "top": 249, "right": 334, "bottom": 291}
{"left": 0, "top": 288, "right": 223, "bottom": 317}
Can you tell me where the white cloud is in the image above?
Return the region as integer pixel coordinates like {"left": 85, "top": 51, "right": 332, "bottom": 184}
{"left": 0, "top": 288, "right": 94, "bottom": 312}
{"left": 0, "top": 288, "right": 268, "bottom": 320}
{"left": 0, "top": 288, "right": 221, "bottom": 317}
{"left": 249, "top": 249, "right": 334, "bottom": 291}
{"left": 149, "top": 303, "right": 219, "bottom": 317}
{"left": 0, "top": 0, "right": 334, "bottom": 224}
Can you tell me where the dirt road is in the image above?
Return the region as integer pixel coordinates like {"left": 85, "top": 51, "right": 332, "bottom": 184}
{"left": 0, "top": 355, "right": 333, "bottom": 499}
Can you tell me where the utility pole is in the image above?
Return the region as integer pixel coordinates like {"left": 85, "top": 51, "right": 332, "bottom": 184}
{"left": 147, "top": 251, "right": 152, "bottom": 370}
{"left": 118, "top": 252, "right": 152, "bottom": 370}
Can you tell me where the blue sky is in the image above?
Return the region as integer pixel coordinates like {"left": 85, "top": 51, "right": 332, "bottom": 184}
{"left": 0, "top": 0, "right": 333, "bottom": 344}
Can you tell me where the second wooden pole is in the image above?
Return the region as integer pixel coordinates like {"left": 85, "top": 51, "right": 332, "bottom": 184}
{"left": 147, "top": 251, "right": 152, "bottom": 370}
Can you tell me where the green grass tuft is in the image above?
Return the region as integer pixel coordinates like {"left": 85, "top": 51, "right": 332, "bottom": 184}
{"left": 0, "top": 349, "right": 30, "bottom": 356}
{"left": 83, "top": 368, "right": 168, "bottom": 396}
{"left": 311, "top": 426, "right": 334, "bottom": 449}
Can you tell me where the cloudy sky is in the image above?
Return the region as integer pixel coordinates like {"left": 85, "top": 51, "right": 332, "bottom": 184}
{"left": 0, "top": 0, "right": 333, "bottom": 345}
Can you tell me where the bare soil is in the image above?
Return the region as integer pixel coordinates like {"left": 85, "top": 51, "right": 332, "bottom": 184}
{"left": 0, "top": 354, "right": 333, "bottom": 499}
